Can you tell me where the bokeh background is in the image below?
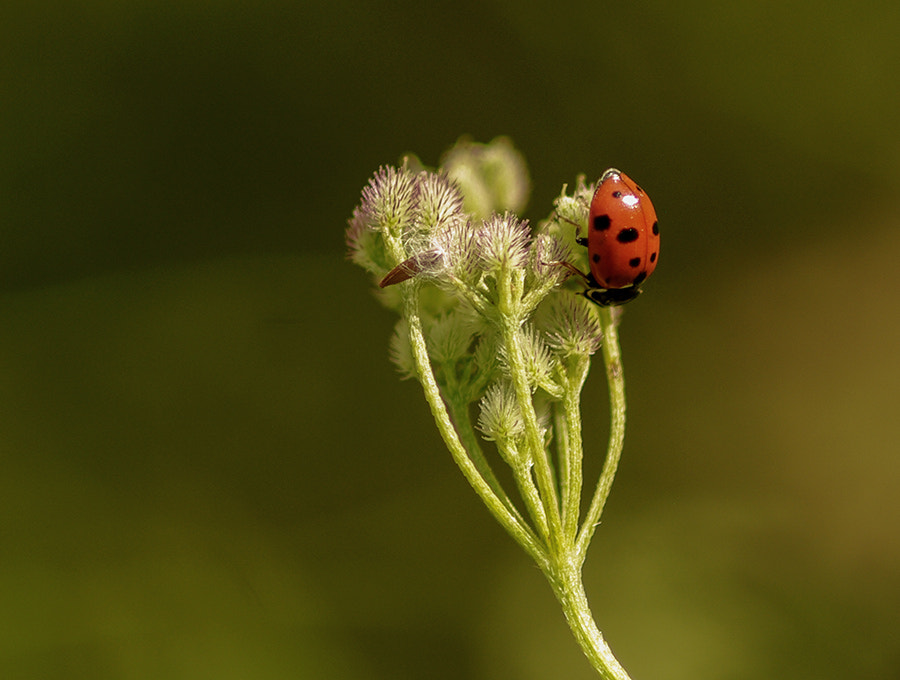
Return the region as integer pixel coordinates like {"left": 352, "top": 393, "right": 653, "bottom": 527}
{"left": 3, "top": 1, "right": 899, "bottom": 678}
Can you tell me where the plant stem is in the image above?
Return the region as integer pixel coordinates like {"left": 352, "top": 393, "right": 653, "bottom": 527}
{"left": 576, "top": 307, "right": 627, "bottom": 564}
{"left": 496, "top": 270, "right": 563, "bottom": 545}
{"left": 560, "top": 354, "right": 590, "bottom": 543}
{"left": 547, "top": 559, "right": 632, "bottom": 680}
{"left": 503, "top": 318, "right": 563, "bottom": 539}
{"left": 442, "top": 370, "right": 526, "bottom": 526}
{"left": 403, "top": 285, "right": 547, "bottom": 567}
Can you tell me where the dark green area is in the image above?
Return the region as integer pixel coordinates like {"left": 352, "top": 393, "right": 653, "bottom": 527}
{"left": 2, "top": 1, "right": 900, "bottom": 678}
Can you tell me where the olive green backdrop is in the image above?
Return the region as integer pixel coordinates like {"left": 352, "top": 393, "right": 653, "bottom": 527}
{"left": 2, "top": 1, "right": 899, "bottom": 678}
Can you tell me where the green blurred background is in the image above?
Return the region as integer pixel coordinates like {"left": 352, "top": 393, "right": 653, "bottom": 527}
{"left": 2, "top": 1, "right": 899, "bottom": 678}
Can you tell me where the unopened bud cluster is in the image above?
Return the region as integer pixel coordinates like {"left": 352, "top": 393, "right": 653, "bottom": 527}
{"left": 346, "top": 138, "right": 604, "bottom": 432}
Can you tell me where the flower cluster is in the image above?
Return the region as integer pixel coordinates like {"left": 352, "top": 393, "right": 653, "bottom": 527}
{"left": 346, "top": 138, "right": 603, "bottom": 416}
{"left": 346, "top": 137, "right": 638, "bottom": 680}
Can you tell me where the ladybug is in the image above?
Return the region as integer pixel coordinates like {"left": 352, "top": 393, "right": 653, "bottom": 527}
{"left": 574, "top": 168, "right": 659, "bottom": 306}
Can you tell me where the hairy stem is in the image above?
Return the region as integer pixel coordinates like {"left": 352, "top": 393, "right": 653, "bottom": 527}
{"left": 547, "top": 559, "right": 632, "bottom": 680}
{"left": 403, "top": 285, "right": 547, "bottom": 566}
{"left": 441, "top": 369, "right": 524, "bottom": 522}
{"left": 561, "top": 354, "right": 591, "bottom": 543}
{"left": 576, "top": 307, "right": 627, "bottom": 564}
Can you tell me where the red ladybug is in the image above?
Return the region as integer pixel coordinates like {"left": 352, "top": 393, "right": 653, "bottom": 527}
{"left": 576, "top": 168, "right": 659, "bottom": 306}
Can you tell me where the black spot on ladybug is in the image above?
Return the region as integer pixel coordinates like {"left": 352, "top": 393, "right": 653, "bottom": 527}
{"left": 650, "top": 252, "right": 657, "bottom": 263}
{"left": 632, "top": 271, "right": 647, "bottom": 286}
{"left": 612, "top": 191, "right": 622, "bottom": 199}
{"left": 593, "top": 214, "right": 611, "bottom": 231}
{"left": 636, "top": 185, "right": 644, "bottom": 194}
{"left": 652, "top": 221, "right": 659, "bottom": 235}
{"left": 629, "top": 257, "right": 641, "bottom": 268}
{"left": 592, "top": 254, "right": 601, "bottom": 264}
{"left": 616, "top": 228, "right": 639, "bottom": 243}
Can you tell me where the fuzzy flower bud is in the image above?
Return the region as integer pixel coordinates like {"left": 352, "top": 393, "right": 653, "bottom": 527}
{"left": 530, "top": 232, "right": 572, "bottom": 287}
{"left": 477, "top": 213, "right": 532, "bottom": 274}
{"left": 346, "top": 165, "right": 417, "bottom": 275}
{"left": 410, "top": 172, "right": 466, "bottom": 240}
{"left": 543, "top": 176, "right": 594, "bottom": 261}
{"left": 477, "top": 381, "right": 525, "bottom": 442}
{"left": 442, "top": 136, "right": 531, "bottom": 220}
{"left": 542, "top": 297, "right": 603, "bottom": 358}
{"left": 499, "top": 324, "right": 562, "bottom": 398}
{"left": 360, "top": 166, "right": 418, "bottom": 237}
{"left": 425, "top": 312, "right": 477, "bottom": 364}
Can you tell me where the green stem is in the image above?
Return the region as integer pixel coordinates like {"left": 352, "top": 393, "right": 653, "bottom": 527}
{"left": 576, "top": 307, "right": 626, "bottom": 564}
{"left": 503, "top": 321, "right": 563, "bottom": 538}
{"left": 561, "top": 355, "right": 590, "bottom": 543}
{"left": 547, "top": 559, "right": 632, "bottom": 680}
{"left": 403, "top": 285, "right": 547, "bottom": 567}
{"left": 503, "top": 444, "right": 550, "bottom": 540}
{"left": 553, "top": 403, "right": 574, "bottom": 537}
{"left": 443, "top": 385, "right": 535, "bottom": 537}
{"left": 496, "top": 271, "right": 564, "bottom": 544}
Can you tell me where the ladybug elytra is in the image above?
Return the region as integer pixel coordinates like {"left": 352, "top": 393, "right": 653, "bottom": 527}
{"left": 574, "top": 168, "right": 659, "bottom": 306}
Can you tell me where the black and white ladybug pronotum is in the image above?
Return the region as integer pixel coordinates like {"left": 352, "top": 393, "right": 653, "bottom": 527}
{"left": 575, "top": 168, "right": 659, "bottom": 306}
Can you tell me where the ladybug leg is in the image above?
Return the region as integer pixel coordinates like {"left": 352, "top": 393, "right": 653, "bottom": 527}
{"left": 583, "top": 289, "right": 604, "bottom": 305}
{"left": 551, "top": 196, "right": 589, "bottom": 233}
{"left": 544, "top": 259, "right": 591, "bottom": 283}
{"left": 556, "top": 213, "right": 582, "bottom": 229}
{"left": 550, "top": 191, "right": 592, "bottom": 240}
